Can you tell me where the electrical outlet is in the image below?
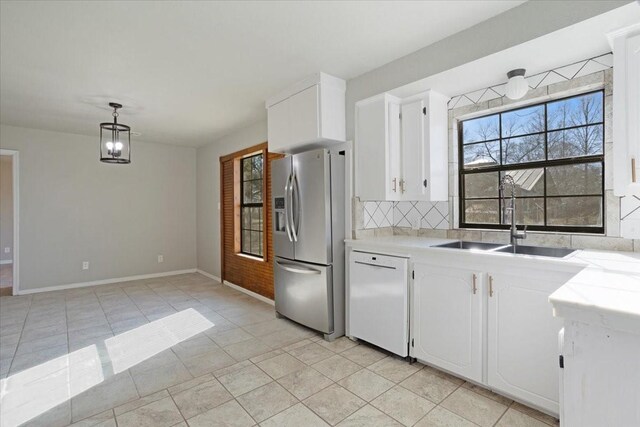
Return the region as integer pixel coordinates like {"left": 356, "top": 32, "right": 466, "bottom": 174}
{"left": 3, "top": 247, "right": 9, "bottom": 254}
{"left": 82, "top": 261, "right": 89, "bottom": 270}
{"left": 157, "top": 254, "right": 164, "bottom": 263}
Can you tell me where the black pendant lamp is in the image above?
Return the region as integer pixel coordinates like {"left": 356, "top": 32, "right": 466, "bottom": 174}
{"left": 99, "top": 102, "right": 131, "bottom": 164}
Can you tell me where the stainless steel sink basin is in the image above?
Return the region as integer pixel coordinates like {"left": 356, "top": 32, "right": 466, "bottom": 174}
{"left": 435, "top": 241, "right": 506, "bottom": 251}
{"left": 435, "top": 241, "right": 576, "bottom": 258}
{"left": 494, "top": 245, "right": 576, "bottom": 258}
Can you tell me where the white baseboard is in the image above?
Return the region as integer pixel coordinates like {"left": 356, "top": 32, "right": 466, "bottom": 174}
{"left": 223, "top": 280, "right": 275, "bottom": 306}
{"left": 0, "top": 260, "right": 12, "bottom": 265}
{"left": 196, "top": 269, "right": 221, "bottom": 282}
{"left": 17, "top": 269, "right": 198, "bottom": 295}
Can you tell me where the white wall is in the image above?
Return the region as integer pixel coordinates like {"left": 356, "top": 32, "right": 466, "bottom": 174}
{"left": 344, "top": 0, "right": 629, "bottom": 141}
{"left": 0, "top": 125, "right": 197, "bottom": 291}
{"left": 196, "top": 120, "right": 267, "bottom": 278}
{"left": 0, "top": 155, "right": 12, "bottom": 262}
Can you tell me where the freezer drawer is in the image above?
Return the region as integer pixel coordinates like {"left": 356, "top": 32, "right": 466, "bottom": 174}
{"left": 348, "top": 251, "right": 409, "bottom": 356}
{"left": 274, "top": 258, "right": 334, "bottom": 334}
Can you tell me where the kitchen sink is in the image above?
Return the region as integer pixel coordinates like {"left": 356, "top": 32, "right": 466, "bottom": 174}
{"left": 494, "top": 245, "right": 576, "bottom": 258}
{"left": 435, "top": 241, "right": 506, "bottom": 251}
{"left": 435, "top": 241, "right": 576, "bottom": 258}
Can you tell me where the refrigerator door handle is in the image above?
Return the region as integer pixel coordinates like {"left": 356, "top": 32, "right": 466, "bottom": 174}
{"left": 284, "top": 172, "right": 293, "bottom": 242}
{"left": 291, "top": 173, "right": 300, "bottom": 242}
{"left": 275, "top": 259, "right": 322, "bottom": 275}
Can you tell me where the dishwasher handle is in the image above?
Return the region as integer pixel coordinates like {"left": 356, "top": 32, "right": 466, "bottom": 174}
{"left": 353, "top": 261, "right": 397, "bottom": 270}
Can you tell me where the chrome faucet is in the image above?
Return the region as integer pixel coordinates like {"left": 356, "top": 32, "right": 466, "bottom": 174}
{"left": 499, "top": 174, "right": 527, "bottom": 248}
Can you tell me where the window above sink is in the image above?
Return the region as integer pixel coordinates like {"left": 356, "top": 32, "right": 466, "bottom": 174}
{"left": 458, "top": 90, "right": 605, "bottom": 234}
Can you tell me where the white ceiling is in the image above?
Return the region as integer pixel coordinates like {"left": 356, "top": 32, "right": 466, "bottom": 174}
{"left": 0, "top": 0, "right": 525, "bottom": 147}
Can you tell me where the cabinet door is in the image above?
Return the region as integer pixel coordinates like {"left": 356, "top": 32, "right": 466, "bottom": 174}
{"left": 268, "top": 98, "right": 290, "bottom": 153}
{"left": 355, "top": 95, "right": 401, "bottom": 201}
{"left": 387, "top": 102, "right": 402, "bottom": 201}
{"left": 400, "top": 100, "right": 426, "bottom": 200}
{"left": 487, "top": 267, "right": 577, "bottom": 415}
{"left": 629, "top": 33, "right": 640, "bottom": 190}
{"left": 411, "top": 263, "right": 483, "bottom": 382}
{"left": 289, "top": 85, "right": 320, "bottom": 145}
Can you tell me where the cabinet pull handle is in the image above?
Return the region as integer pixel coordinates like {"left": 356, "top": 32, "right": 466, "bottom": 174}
{"left": 472, "top": 274, "right": 477, "bottom": 295}
{"left": 392, "top": 178, "right": 397, "bottom": 192}
{"left": 400, "top": 180, "right": 405, "bottom": 193}
{"left": 423, "top": 179, "right": 428, "bottom": 188}
{"left": 489, "top": 275, "right": 494, "bottom": 297}
{"left": 633, "top": 158, "right": 637, "bottom": 183}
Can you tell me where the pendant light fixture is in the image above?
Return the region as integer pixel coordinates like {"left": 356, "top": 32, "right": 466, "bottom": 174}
{"left": 505, "top": 69, "right": 528, "bottom": 100}
{"left": 99, "top": 102, "right": 131, "bottom": 164}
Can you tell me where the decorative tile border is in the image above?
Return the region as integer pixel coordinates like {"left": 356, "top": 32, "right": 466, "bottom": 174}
{"left": 363, "top": 201, "right": 449, "bottom": 230}
{"left": 448, "top": 53, "right": 613, "bottom": 110}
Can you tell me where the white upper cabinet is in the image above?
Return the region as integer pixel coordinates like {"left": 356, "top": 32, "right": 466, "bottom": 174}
{"left": 355, "top": 90, "right": 449, "bottom": 201}
{"left": 266, "top": 72, "right": 345, "bottom": 153}
{"left": 355, "top": 93, "right": 402, "bottom": 201}
{"left": 609, "top": 24, "right": 640, "bottom": 197}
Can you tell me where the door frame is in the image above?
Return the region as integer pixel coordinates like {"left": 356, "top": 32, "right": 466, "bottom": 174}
{"left": 0, "top": 149, "right": 19, "bottom": 295}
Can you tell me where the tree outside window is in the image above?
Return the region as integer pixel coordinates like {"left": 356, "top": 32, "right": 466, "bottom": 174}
{"left": 459, "top": 90, "right": 604, "bottom": 233}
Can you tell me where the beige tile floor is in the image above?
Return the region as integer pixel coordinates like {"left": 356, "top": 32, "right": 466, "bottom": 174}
{"left": 0, "top": 273, "right": 560, "bottom": 427}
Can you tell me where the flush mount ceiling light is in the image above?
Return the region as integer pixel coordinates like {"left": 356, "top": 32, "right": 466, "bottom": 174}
{"left": 505, "top": 68, "right": 528, "bottom": 100}
{"left": 99, "top": 102, "right": 131, "bottom": 164}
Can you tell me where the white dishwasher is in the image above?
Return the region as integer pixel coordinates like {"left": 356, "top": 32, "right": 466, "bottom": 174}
{"left": 348, "top": 250, "right": 409, "bottom": 357}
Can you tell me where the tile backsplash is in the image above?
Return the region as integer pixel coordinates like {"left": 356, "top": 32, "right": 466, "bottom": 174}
{"left": 363, "top": 201, "right": 449, "bottom": 230}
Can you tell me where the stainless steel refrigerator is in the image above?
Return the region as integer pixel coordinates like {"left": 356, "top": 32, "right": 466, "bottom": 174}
{"left": 271, "top": 147, "right": 345, "bottom": 341}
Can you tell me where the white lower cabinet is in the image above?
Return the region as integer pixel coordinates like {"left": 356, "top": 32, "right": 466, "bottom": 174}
{"left": 411, "top": 263, "right": 483, "bottom": 383}
{"left": 411, "top": 260, "right": 580, "bottom": 416}
{"left": 486, "top": 267, "right": 576, "bottom": 415}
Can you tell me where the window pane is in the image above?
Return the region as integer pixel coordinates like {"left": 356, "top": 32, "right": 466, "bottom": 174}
{"left": 501, "top": 105, "right": 544, "bottom": 138}
{"left": 463, "top": 141, "right": 500, "bottom": 169}
{"left": 500, "top": 197, "right": 545, "bottom": 225}
{"left": 548, "top": 125, "right": 603, "bottom": 159}
{"left": 462, "top": 115, "right": 499, "bottom": 144}
{"left": 548, "top": 197, "right": 602, "bottom": 227}
{"left": 250, "top": 207, "right": 263, "bottom": 231}
{"left": 242, "top": 158, "right": 251, "bottom": 181}
{"left": 546, "top": 163, "right": 602, "bottom": 196}
{"left": 242, "top": 230, "right": 251, "bottom": 252}
{"left": 243, "top": 181, "right": 252, "bottom": 204}
{"left": 242, "top": 207, "right": 251, "bottom": 229}
{"left": 251, "top": 231, "right": 261, "bottom": 255}
{"left": 464, "top": 199, "right": 499, "bottom": 224}
{"left": 500, "top": 169, "right": 544, "bottom": 197}
{"left": 252, "top": 155, "right": 263, "bottom": 180}
{"left": 547, "top": 92, "right": 603, "bottom": 130}
{"left": 464, "top": 172, "right": 498, "bottom": 198}
{"left": 502, "top": 133, "right": 545, "bottom": 164}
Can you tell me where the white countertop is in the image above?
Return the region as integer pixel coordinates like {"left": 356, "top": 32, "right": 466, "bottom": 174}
{"left": 346, "top": 236, "right": 640, "bottom": 334}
